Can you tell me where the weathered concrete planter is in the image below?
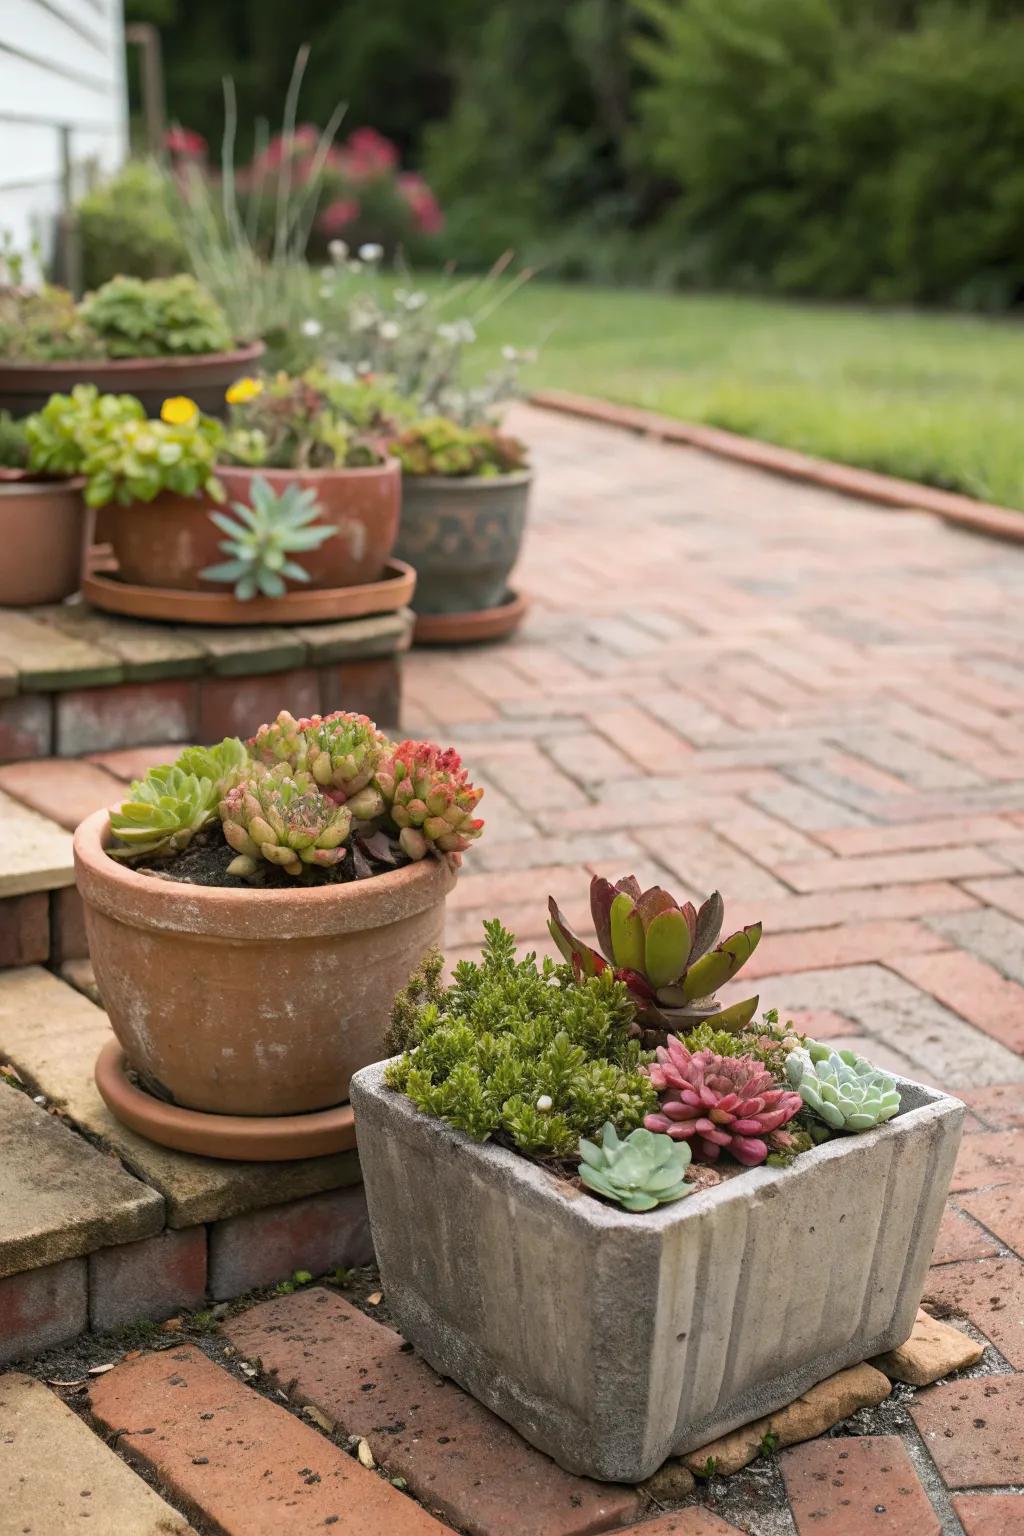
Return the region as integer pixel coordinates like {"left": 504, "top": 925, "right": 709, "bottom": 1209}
{"left": 352, "top": 1060, "right": 964, "bottom": 1482}
{"left": 394, "top": 471, "right": 532, "bottom": 614}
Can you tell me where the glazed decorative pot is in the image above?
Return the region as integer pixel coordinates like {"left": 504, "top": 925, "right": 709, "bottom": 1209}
{"left": 73, "top": 808, "right": 457, "bottom": 1116}
{"left": 0, "top": 341, "right": 265, "bottom": 420}
{"left": 394, "top": 471, "right": 532, "bottom": 614}
{"left": 103, "top": 459, "right": 402, "bottom": 592}
{"left": 0, "top": 476, "right": 87, "bottom": 606}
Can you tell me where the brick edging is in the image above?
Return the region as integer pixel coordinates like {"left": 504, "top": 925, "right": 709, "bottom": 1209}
{"left": 529, "top": 388, "right": 1024, "bottom": 546}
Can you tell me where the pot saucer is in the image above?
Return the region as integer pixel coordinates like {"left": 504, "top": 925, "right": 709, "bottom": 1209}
{"left": 82, "top": 557, "right": 416, "bottom": 626}
{"left": 94, "top": 1040, "right": 357, "bottom": 1161}
{"left": 413, "top": 588, "right": 528, "bottom": 646}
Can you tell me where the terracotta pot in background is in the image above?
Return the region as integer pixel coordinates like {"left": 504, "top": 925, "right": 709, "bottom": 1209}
{"left": 73, "top": 808, "right": 457, "bottom": 1117}
{"left": 0, "top": 476, "right": 87, "bottom": 606}
{"left": 0, "top": 341, "right": 266, "bottom": 420}
{"left": 395, "top": 471, "right": 532, "bottom": 614}
{"left": 103, "top": 458, "right": 401, "bottom": 592}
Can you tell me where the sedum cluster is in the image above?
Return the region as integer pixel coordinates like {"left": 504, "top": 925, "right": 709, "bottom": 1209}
{"left": 107, "top": 707, "right": 484, "bottom": 877}
{"left": 383, "top": 921, "right": 658, "bottom": 1157}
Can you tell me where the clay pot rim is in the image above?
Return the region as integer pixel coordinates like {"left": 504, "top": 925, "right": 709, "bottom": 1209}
{"left": 217, "top": 457, "right": 400, "bottom": 481}
{"left": 74, "top": 806, "right": 459, "bottom": 940}
{"left": 0, "top": 341, "right": 265, "bottom": 378}
{"left": 402, "top": 469, "right": 533, "bottom": 489}
{"left": 0, "top": 474, "right": 86, "bottom": 494}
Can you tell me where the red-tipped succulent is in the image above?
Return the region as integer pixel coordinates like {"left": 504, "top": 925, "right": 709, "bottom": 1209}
{"left": 644, "top": 1039, "right": 802, "bottom": 1166}
{"left": 375, "top": 740, "right": 484, "bottom": 865}
{"left": 547, "top": 876, "right": 761, "bottom": 1040}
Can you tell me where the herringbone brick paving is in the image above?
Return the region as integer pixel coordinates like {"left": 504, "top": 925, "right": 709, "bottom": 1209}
{"left": 2, "top": 404, "right": 1024, "bottom": 1532}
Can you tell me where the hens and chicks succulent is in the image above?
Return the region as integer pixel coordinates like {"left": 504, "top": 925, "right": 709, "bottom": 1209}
{"left": 108, "top": 708, "right": 484, "bottom": 877}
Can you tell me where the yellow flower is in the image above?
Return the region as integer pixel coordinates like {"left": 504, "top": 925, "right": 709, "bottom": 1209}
{"left": 225, "top": 376, "right": 264, "bottom": 406}
{"left": 160, "top": 396, "right": 199, "bottom": 426}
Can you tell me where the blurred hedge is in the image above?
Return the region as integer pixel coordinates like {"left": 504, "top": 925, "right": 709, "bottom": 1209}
{"left": 128, "top": 0, "right": 1024, "bottom": 307}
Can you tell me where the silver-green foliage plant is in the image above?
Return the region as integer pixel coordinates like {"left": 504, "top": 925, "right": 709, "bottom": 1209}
{"left": 578, "top": 1123, "right": 693, "bottom": 1212}
{"left": 384, "top": 921, "right": 657, "bottom": 1157}
{"left": 199, "top": 476, "right": 336, "bottom": 600}
{"left": 108, "top": 737, "right": 250, "bottom": 860}
{"left": 785, "top": 1042, "right": 901, "bottom": 1132}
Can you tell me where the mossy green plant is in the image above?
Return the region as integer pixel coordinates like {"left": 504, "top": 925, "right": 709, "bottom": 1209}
{"left": 384, "top": 921, "right": 657, "bottom": 1156}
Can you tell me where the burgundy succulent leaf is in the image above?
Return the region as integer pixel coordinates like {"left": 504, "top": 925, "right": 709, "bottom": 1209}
{"left": 643, "top": 1038, "right": 802, "bottom": 1167}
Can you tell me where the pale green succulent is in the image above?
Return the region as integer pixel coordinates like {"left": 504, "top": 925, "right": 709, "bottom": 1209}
{"left": 108, "top": 765, "right": 220, "bottom": 860}
{"left": 175, "top": 736, "right": 250, "bottom": 794}
{"left": 578, "top": 1122, "right": 694, "bottom": 1212}
{"left": 218, "top": 765, "right": 352, "bottom": 878}
{"left": 785, "top": 1042, "right": 901, "bottom": 1132}
{"left": 199, "top": 476, "right": 336, "bottom": 600}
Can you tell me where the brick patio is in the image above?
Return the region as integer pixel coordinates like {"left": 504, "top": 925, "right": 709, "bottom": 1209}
{"left": 2, "top": 402, "right": 1024, "bottom": 1531}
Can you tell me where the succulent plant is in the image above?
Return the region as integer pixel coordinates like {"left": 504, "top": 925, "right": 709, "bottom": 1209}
{"left": 248, "top": 708, "right": 310, "bottom": 771}
{"left": 175, "top": 736, "right": 250, "bottom": 795}
{"left": 548, "top": 878, "right": 761, "bottom": 1043}
{"left": 375, "top": 740, "right": 484, "bottom": 863}
{"left": 218, "top": 765, "right": 352, "bottom": 877}
{"left": 200, "top": 476, "right": 337, "bottom": 601}
{"left": 578, "top": 1122, "right": 694, "bottom": 1212}
{"left": 785, "top": 1043, "right": 901, "bottom": 1132}
{"left": 644, "top": 1038, "right": 803, "bottom": 1166}
{"left": 108, "top": 765, "right": 221, "bottom": 860}
{"left": 303, "top": 712, "right": 390, "bottom": 818}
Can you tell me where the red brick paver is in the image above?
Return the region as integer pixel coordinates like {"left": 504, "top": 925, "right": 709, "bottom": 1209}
{"left": 224, "top": 1288, "right": 641, "bottom": 1536}
{"left": 953, "top": 1493, "right": 1024, "bottom": 1535}
{"left": 88, "top": 1344, "right": 452, "bottom": 1535}
{"left": 781, "top": 1435, "right": 941, "bottom": 1535}
{"left": 910, "top": 1375, "right": 1024, "bottom": 1488}
{"left": 614, "top": 1513, "right": 745, "bottom": 1534}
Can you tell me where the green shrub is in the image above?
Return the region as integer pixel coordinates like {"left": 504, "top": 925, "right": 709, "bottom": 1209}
{"left": 384, "top": 921, "right": 657, "bottom": 1155}
{"left": 77, "top": 161, "right": 188, "bottom": 290}
{"left": 80, "top": 274, "right": 234, "bottom": 358}
{"left": 633, "top": 0, "right": 1024, "bottom": 306}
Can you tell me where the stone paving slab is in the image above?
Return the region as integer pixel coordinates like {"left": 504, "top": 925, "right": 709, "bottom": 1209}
{"left": 0, "top": 966, "right": 362, "bottom": 1227}
{"left": 0, "top": 1371, "right": 194, "bottom": 1534}
{"left": 0, "top": 789, "right": 74, "bottom": 897}
{"left": 0, "top": 1081, "right": 163, "bottom": 1278}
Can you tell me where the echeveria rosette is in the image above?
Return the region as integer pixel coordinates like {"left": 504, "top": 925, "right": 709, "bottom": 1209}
{"left": 785, "top": 1042, "right": 902, "bottom": 1132}
{"left": 644, "top": 1038, "right": 802, "bottom": 1166}
{"left": 578, "top": 1122, "right": 694, "bottom": 1212}
{"left": 375, "top": 740, "right": 484, "bottom": 864}
{"left": 108, "top": 765, "right": 220, "bottom": 861}
{"left": 548, "top": 876, "right": 761, "bottom": 1038}
{"left": 219, "top": 766, "right": 352, "bottom": 878}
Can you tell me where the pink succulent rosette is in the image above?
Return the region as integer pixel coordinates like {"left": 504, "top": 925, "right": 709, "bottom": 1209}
{"left": 644, "top": 1038, "right": 802, "bottom": 1166}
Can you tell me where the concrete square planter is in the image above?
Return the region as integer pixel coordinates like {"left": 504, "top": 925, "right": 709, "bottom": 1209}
{"left": 351, "top": 1060, "right": 964, "bottom": 1483}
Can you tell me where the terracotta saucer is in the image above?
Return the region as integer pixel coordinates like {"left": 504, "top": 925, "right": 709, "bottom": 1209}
{"left": 413, "top": 589, "right": 529, "bottom": 647}
{"left": 81, "top": 557, "right": 416, "bottom": 626}
{"left": 94, "top": 1040, "right": 357, "bottom": 1161}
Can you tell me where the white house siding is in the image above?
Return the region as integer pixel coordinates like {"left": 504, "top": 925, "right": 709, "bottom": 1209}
{"left": 0, "top": 0, "right": 128, "bottom": 270}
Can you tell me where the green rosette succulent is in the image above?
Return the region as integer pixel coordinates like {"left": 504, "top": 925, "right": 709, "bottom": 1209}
{"left": 578, "top": 1122, "right": 694, "bottom": 1212}
{"left": 175, "top": 736, "right": 250, "bottom": 794}
{"left": 108, "top": 765, "right": 220, "bottom": 860}
{"left": 303, "top": 712, "right": 390, "bottom": 818}
{"left": 785, "top": 1042, "right": 901, "bottom": 1132}
{"left": 219, "top": 766, "right": 352, "bottom": 878}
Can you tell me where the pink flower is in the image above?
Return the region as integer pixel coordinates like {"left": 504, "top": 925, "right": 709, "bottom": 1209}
{"left": 318, "top": 197, "right": 361, "bottom": 234}
{"left": 165, "top": 126, "right": 207, "bottom": 159}
{"left": 339, "top": 126, "right": 399, "bottom": 180}
{"left": 397, "top": 173, "right": 444, "bottom": 235}
{"left": 255, "top": 124, "right": 320, "bottom": 173}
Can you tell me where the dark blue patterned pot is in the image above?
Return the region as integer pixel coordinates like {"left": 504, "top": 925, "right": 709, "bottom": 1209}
{"left": 395, "top": 471, "right": 532, "bottom": 614}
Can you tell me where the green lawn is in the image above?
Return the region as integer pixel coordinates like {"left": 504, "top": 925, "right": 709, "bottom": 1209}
{"left": 466, "top": 284, "right": 1024, "bottom": 511}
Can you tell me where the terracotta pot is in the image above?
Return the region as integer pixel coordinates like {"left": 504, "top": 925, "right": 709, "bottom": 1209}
{"left": 103, "top": 459, "right": 401, "bottom": 592}
{"left": 74, "top": 808, "right": 457, "bottom": 1116}
{"left": 0, "top": 342, "right": 265, "bottom": 420}
{"left": 395, "top": 471, "right": 532, "bottom": 614}
{"left": 0, "top": 477, "right": 87, "bottom": 605}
